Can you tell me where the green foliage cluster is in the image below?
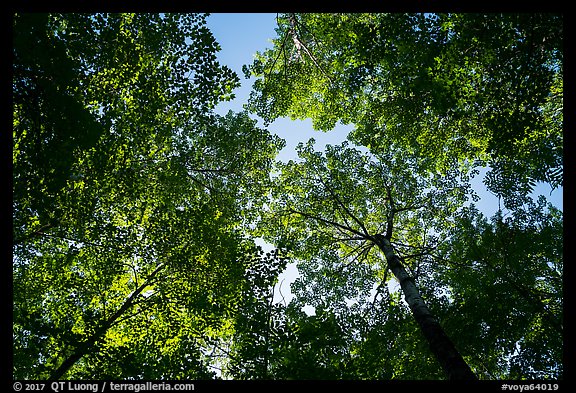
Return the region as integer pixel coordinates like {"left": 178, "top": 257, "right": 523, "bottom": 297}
{"left": 13, "top": 12, "right": 562, "bottom": 381}
{"left": 432, "top": 198, "right": 563, "bottom": 379}
{"left": 245, "top": 13, "right": 563, "bottom": 207}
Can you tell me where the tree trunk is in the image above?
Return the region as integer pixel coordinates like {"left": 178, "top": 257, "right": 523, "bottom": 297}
{"left": 373, "top": 235, "right": 477, "bottom": 380}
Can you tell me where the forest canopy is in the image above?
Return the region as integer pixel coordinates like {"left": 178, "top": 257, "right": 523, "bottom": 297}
{"left": 12, "top": 12, "right": 563, "bottom": 381}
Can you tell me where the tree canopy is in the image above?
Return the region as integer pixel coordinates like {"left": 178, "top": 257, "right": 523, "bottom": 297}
{"left": 13, "top": 12, "right": 285, "bottom": 379}
{"left": 13, "top": 12, "right": 562, "bottom": 381}
{"left": 244, "top": 13, "right": 563, "bottom": 207}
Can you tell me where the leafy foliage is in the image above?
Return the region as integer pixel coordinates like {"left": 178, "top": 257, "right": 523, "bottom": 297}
{"left": 431, "top": 198, "right": 563, "bottom": 379}
{"left": 249, "top": 140, "right": 479, "bottom": 378}
{"left": 245, "top": 13, "right": 563, "bottom": 206}
{"left": 259, "top": 139, "right": 473, "bottom": 270}
{"left": 237, "top": 137, "right": 561, "bottom": 379}
{"left": 13, "top": 13, "right": 238, "bottom": 239}
{"left": 13, "top": 13, "right": 283, "bottom": 379}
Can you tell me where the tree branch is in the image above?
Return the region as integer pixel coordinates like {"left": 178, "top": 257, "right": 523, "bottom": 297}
{"left": 289, "top": 13, "right": 333, "bottom": 84}
{"left": 265, "top": 14, "right": 291, "bottom": 78}
{"left": 49, "top": 262, "right": 166, "bottom": 379}
{"left": 383, "top": 181, "right": 395, "bottom": 240}
{"left": 318, "top": 174, "right": 371, "bottom": 237}
{"left": 302, "top": 173, "right": 370, "bottom": 237}
{"left": 336, "top": 241, "right": 374, "bottom": 275}
{"left": 287, "top": 208, "right": 366, "bottom": 239}
{"left": 339, "top": 239, "right": 369, "bottom": 264}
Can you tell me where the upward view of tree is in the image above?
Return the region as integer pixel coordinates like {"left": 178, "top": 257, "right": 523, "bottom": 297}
{"left": 13, "top": 12, "right": 562, "bottom": 381}
{"left": 221, "top": 141, "right": 562, "bottom": 380}
{"left": 254, "top": 140, "right": 478, "bottom": 379}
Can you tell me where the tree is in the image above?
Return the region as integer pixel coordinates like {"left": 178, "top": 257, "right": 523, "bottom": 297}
{"left": 246, "top": 138, "right": 562, "bottom": 379}
{"left": 13, "top": 13, "right": 284, "bottom": 379}
{"left": 244, "top": 13, "right": 563, "bottom": 207}
{"left": 256, "top": 139, "right": 479, "bottom": 379}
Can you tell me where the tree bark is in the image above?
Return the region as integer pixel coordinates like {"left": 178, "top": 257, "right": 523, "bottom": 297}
{"left": 373, "top": 234, "right": 477, "bottom": 380}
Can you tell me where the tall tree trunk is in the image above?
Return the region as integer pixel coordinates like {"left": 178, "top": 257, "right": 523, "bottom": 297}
{"left": 373, "top": 235, "right": 477, "bottom": 380}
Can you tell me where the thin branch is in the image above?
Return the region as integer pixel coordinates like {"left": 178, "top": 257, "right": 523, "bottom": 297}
{"left": 371, "top": 267, "right": 390, "bottom": 307}
{"left": 393, "top": 203, "right": 427, "bottom": 214}
{"left": 291, "top": 13, "right": 330, "bottom": 55}
{"left": 332, "top": 221, "right": 359, "bottom": 240}
{"left": 318, "top": 174, "right": 370, "bottom": 237}
{"left": 336, "top": 241, "right": 374, "bottom": 274}
{"left": 356, "top": 242, "right": 376, "bottom": 264}
{"left": 361, "top": 265, "right": 390, "bottom": 322}
{"left": 287, "top": 208, "right": 366, "bottom": 239}
{"left": 186, "top": 167, "right": 230, "bottom": 174}
{"left": 338, "top": 240, "right": 369, "bottom": 265}
{"left": 110, "top": 300, "right": 151, "bottom": 327}
{"left": 105, "top": 263, "right": 165, "bottom": 324}
{"left": 207, "top": 341, "right": 238, "bottom": 362}
{"left": 265, "top": 14, "right": 291, "bottom": 78}
{"left": 302, "top": 173, "right": 370, "bottom": 237}
{"left": 393, "top": 241, "right": 437, "bottom": 252}
{"left": 123, "top": 262, "right": 140, "bottom": 289}
{"left": 277, "top": 278, "right": 287, "bottom": 307}
{"left": 328, "top": 234, "right": 366, "bottom": 243}
{"left": 281, "top": 32, "right": 289, "bottom": 81}
{"left": 334, "top": 206, "right": 354, "bottom": 236}
{"left": 187, "top": 173, "right": 216, "bottom": 194}
{"left": 289, "top": 13, "right": 333, "bottom": 84}
{"left": 396, "top": 250, "right": 431, "bottom": 262}
{"left": 206, "top": 364, "right": 223, "bottom": 372}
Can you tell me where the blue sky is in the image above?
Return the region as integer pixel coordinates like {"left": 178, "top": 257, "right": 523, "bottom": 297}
{"left": 207, "top": 14, "right": 354, "bottom": 161}
{"left": 206, "top": 13, "right": 563, "bottom": 308}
